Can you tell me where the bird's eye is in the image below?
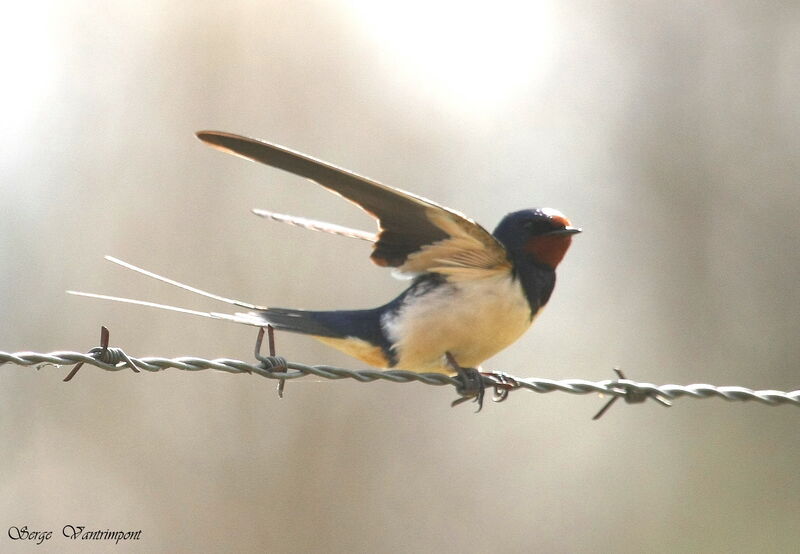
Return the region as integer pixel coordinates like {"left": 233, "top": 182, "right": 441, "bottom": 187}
{"left": 523, "top": 220, "right": 556, "bottom": 235}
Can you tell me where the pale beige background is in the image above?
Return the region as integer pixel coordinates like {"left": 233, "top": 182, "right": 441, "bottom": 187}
{"left": 2, "top": 1, "right": 799, "bottom": 552}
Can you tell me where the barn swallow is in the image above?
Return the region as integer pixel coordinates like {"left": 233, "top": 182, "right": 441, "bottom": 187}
{"left": 70, "top": 132, "right": 580, "bottom": 390}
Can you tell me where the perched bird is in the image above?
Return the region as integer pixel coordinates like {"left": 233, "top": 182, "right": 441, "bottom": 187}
{"left": 71, "top": 131, "right": 580, "bottom": 381}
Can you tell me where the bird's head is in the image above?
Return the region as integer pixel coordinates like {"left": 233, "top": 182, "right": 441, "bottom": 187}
{"left": 493, "top": 208, "right": 581, "bottom": 269}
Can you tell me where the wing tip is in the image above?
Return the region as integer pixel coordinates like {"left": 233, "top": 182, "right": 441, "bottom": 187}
{"left": 195, "top": 130, "right": 270, "bottom": 162}
{"left": 196, "top": 130, "right": 228, "bottom": 144}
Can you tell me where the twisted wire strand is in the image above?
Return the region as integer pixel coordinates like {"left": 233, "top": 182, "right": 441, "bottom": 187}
{"left": 2, "top": 348, "right": 799, "bottom": 408}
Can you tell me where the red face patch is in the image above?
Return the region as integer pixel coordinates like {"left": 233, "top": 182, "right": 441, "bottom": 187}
{"left": 548, "top": 214, "right": 572, "bottom": 228}
{"left": 523, "top": 234, "right": 574, "bottom": 268}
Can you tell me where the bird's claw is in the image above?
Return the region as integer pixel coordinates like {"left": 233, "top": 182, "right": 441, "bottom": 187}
{"left": 446, "top": 352, "right": 486, "bottom": 412}
{"left": 482, "top": 371, "right": 520, "bottom": 403}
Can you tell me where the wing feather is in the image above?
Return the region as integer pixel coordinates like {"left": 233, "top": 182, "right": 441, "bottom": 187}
{"left": 197, "top": 131, "right": 508, "bottom": 276}
{"left": 251, "top": 208, "right": 377, "bottom": 242}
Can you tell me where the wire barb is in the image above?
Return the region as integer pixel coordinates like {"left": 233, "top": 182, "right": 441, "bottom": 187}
{"left": 3, "top": 330, "right": 800, "bottom": 416}
{"left": 254, "top": 326, "right": 289, "bottom": 398}
{"left": 592, "top": 368, "right": 673, "bottom": 420}
{"left": 61, "top": 326, "right": 141, "bottom": 381}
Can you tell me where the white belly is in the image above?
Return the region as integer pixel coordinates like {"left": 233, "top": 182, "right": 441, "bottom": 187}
{"left": 382, "top": 273, "right": 535, "bottom": 373}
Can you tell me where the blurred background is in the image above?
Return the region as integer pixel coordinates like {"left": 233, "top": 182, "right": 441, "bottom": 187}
{"left": 2, "top": 1, "right": 799, "bottom": 552}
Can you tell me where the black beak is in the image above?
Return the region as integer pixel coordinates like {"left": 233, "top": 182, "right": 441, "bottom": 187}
{"left": 546, "top": 226, "right": 582, "bottom": 236}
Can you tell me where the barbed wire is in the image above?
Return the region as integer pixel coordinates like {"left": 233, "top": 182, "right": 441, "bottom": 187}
{"left": 2, "top": 327, "right": 799, "bottom": 417}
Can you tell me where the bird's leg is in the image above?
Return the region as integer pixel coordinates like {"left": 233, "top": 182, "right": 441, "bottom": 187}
{"left": 445, "top": 352, "right": 486, "bottom": 411}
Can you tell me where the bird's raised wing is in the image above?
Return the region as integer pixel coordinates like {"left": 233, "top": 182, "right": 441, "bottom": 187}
{"left": 197, "top": 131, "right": 510, "bottom": 279}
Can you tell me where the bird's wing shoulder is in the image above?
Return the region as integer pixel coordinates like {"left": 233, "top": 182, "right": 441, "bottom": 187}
{"left": 197, "top": 131, "right": 510, "bottom": 278}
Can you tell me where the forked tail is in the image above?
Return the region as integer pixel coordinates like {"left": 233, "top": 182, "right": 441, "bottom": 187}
{"left": 67, "top": 257, "right": 387, "bottom": 342}
{"left": 68, "top": 256, "right": 270, "bottom": 327}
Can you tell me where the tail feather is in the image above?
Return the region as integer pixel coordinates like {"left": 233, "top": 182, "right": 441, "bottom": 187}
{"left": 67, "top": 290, "right": 215, "bottom": 318}
{"left": 68, "top": 257, "right": 386, "bottom": 343}
{"left": 69, "top": 256, "right": 395, "bottom": 367}
{"left": 66, "top": 290, "right": 268, "bottom": 327}
{"left": 68, "top": 256, "right": 267, "bottom": 326}
{"left": 103, "top": 256, "right": 264, "bottom": 310}
{"left": 251, "top": 307, "right": 369, "bottom": 338}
